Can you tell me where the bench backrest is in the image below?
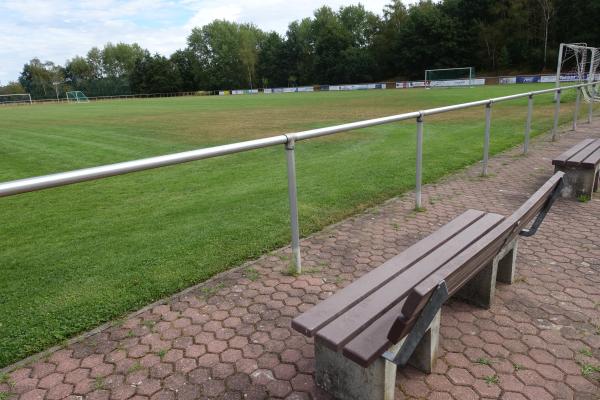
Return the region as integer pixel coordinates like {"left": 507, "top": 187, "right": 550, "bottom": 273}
{"left": 390, "top": 171, "right": 565, "bottom": 342}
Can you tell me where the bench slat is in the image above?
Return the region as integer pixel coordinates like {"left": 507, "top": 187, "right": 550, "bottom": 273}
{"left": 315, "top": 213, "right": 504, "bottom": 350}
{"left": 291, "top": 209, "right": 486, "bottom": 336}
{"left": 565, "top": 140, "right": 600, "bottom": 167}
{"left": 582, "top": 146, "right": 600, "bottom": 168}
{"left": 552, "top": 138, "right": 596, "bottom": 166}
{"left": 343, "top": 298, "right": 408, "bottom": 367}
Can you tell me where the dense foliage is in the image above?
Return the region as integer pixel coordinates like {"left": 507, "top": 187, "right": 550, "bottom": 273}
{"left": 4, "top": 0, "right": 600, "bottom": 98}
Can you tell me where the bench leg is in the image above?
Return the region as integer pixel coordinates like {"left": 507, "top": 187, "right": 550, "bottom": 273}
{"left": 314, "top": 311, "right": 441, "bottom": 400}
{"left": 455, "top": 238, "right": 518, "bottom": 308}
{"left": 554, "top": 165, "right": 597, "bottom": 199}
{"left": 455, "top": 260, "right": 498, "bottom": 309}
{"left": 496, "top": 237, "right": 518, "bottom": 284}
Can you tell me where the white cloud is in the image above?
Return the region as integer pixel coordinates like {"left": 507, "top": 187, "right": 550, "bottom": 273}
{"left": 0, "top": 0, "right": 416, "bottom": 84}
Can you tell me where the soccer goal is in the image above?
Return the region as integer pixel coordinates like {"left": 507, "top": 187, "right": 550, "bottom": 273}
{"left": 66, "top": 91, "right": 90, "bottom": 103}
{"left": 0, "top": 93, "right": 32, "bottom": 105}
{"left": 425, "top": 67, "right": 475, "bottom": 88}
{"left": 555, "top": 43, "right": 600, "bottom": 102}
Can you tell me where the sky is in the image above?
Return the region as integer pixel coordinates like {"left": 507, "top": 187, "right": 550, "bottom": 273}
{"left": 0, "top": 0, "right": 418, "bottom": 84}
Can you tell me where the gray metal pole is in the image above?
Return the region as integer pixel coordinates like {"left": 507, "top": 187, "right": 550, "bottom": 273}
{"left": 589, "top": 85, "right": 596, "bottom": 123}
{"left": 552, "top": 90, "right": 561, "bottom": 141}
{"left": 524, "top": 94, "right": 533, "bottom": 154}
{"left": 415, "top": 116, "right": 424, "bottom": 210}
{"left": 573, "top": 87, "right": 581, "bottom": 131}
{"left": 482, "top": 103, "right": 492, "bottom": 176}
{"left": 285, "top": 137, "right": 302, "bottom": 273}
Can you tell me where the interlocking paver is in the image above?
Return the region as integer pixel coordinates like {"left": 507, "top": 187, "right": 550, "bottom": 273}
{"left": 3, "top": 124, "right": 600, "bottom": 399}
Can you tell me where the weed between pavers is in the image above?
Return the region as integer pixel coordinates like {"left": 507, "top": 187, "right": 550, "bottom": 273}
{"left": 577, "top": 194, "right": 591, "bottom": 203}
{"left": 156, "top": 349, "right": 167, "bottom": 359}
{"left": 513, "top": 363, "right": 524, "bottom": 371}
{"left": 94, "top": 377, "right": 105, "bottom": 390}
{"left": 484, "top": 375, "right": 499, "bottom": 385}
{"left": 282, "top": 265, "right": 300, "bottom": 277}
{"left": 199, "top": 282, "right": 226, "bottom": 298}
{"left": 0, "top": 375, "right": 11, "bottom": 386}
{"left": 127, "top": 361, "right": 143, "bottom": 374}
{"left": 142, "top": 320, "right": 156, "bottom": 330}
{"left": 0, "top": 392, "right": 14, "bottom": 400}
{"left": 476, "top": 357, "right": 493, "bottom": 366}
{"left": 243, "top": 268, "right": 260, "bottom": 281}
{"left": 579, "top": 348, "right": 593, "bottom": 357}
{"left": 580, "top": 363, "right": 600, "bottom": 377}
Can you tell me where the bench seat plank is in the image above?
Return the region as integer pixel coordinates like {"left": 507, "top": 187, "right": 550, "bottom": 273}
{"left": 565, "top": 140, "right": 600, "bottom": 167}
{"left": 552, "top": 138, "right": 596, "bottom": 166}
{"left": 343, "top": 297, "right": 408, "bottom": 366}
{"left": 582, "top": 147, "right": 600, "bottom": 168}
{"left": 315, "top": 213, "right": 504, "bottom": 350}
{"left": 291, "top": 209, "right": 486, "bottom": 337}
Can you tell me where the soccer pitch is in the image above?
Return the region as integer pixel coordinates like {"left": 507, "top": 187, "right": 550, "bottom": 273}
{"left": 0, "top": 84, "right": 583, "bottom": 366}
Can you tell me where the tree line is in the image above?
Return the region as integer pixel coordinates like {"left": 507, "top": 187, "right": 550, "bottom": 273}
{"left": 3, "top": 0, "right": 599, "bottom": 99}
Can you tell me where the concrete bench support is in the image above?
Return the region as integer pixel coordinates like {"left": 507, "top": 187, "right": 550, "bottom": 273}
{"left": 314, "top": 310, "right": 441, "bottom": 400}
{"left": 554, "top": 165, "right": 599, "bottom": 199}
{"left": 456, "top": 238, "right": 518, "bottom": 308}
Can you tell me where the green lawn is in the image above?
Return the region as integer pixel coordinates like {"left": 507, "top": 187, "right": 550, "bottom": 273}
{"left": 0, "top": 84, "right": 588, "bottom": 367}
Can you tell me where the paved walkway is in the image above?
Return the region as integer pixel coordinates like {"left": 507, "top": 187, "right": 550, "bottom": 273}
{"left": 2, "top": 123, "right": 600, "bottom": 400}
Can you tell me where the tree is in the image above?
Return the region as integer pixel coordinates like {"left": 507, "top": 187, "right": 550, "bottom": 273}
{"left": 239, "top": 25, "right": 259, "bottom": 89}
{"left": 102, "top": 42, "right": 146, "bottom": 78}
{"left": 538, "top": 0, "right": 555, "bottom": 70}
{"left": 130, "top": 53, "right": 183, "bottom": 94}
{"left": 0, "top": 81, "right": 26, "bottom": 95}
{"left": 187, "top": 20, "right": 253, "bottom": 89}
{"left": 256, "top": 32, "right": 287, "bottom": 87}
{"left": 284, "top": 18, "right": 315, "bottom": 85}
{"left": 170, "top": 49, "right": 203, "bottom": 91}
{"left": 18, "top": 59, "right": 60, "bottom": 98}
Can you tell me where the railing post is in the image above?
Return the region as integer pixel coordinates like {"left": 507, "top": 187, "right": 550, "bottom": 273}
{"left": 552, "top": 90, "right": 561, "bottom": 141}
{"left": 415, "top": 115, "right": 424, "bottom": 210}
{"left": 285, "top": 136, "right": 302, "bottom": 273}
{"left": 524, "top": 94, "right": 533, "bottom": 154}
{"left": 573, "top": 87, "right": 581, "bottom": 131}
{"left": 589, "top": 84, "right": 596, "bottom": 124}
{"left": 482, "top": 102, "right": 492, "bottom": 176}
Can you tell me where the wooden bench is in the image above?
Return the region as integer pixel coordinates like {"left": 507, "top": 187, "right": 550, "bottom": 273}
{"left": 291, "top": 172, "right": 564, "bottom": 400}
{"left": 552, "top": 138, "right": 600, "bottom": 199}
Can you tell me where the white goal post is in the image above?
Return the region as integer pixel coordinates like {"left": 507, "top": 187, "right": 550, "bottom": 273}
{"left": 66, "top": 91, "right": 90, "bottom": 103}
{"left": 424, "top": 67, "right": 475, "bottom": 88}
{"left": 0, "top": 93, "right": 32, "bottom": 105}
{"left": 555, "top": 43, "right": 600, "bottom": 102}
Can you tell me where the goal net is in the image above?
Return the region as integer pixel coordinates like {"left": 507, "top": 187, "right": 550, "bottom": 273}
{"left": 0, "top": 93, "right": 32, "bottom": 105}
{"left": 66, "top": 91, "right": 90, "bottom": 103}
{"left": 556, "top": 43, "right": 600, "bottom": 102}
{"left": 425, "top": 67, "right": 475, "bottom": 88}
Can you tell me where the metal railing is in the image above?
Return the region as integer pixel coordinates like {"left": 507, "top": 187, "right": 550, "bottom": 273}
{"left": 0, "top": 81, "right": 597, "bottom": 273}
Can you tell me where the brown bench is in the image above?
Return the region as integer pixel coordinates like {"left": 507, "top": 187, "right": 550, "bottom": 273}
{"left": 552, "top": 138, "right": 600, "bottom": 199}
{"left": 291, "top": 172, "right": 564, "bottom": 400}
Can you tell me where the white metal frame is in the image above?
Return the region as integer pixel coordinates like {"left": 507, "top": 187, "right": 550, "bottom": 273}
{"left": 66, "top": 91, "right": 90, "bottom": 103}
{"left": 425, "top": 67, "right": 474, "bottom": 88}
{"left": 0, "top": 81, "right": 596, "bottom": 274}
{"left": 555, "top": 43, "right": 600, "bottom": 102}
{"left": 0, "top": 93, "right": 32, "bottom": 105}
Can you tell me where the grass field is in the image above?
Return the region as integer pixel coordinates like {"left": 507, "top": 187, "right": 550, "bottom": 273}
{"left": 0, "top": 83, "right": 588, "bottom": 367}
